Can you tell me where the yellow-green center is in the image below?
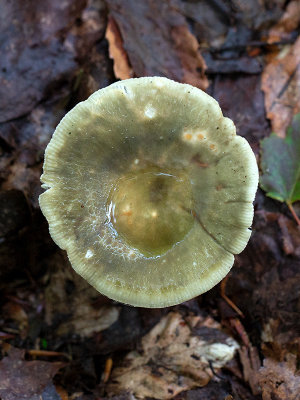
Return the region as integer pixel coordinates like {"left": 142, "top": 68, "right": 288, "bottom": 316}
{"left": 106, "top": 167, "right": 194, "bottom": 257}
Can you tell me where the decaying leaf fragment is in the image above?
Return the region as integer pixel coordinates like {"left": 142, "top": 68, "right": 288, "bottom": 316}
{"left": 44, "top": 254, "right": 120, "bottom": 338}
{"left": 267, "top": 0, "right": 300, "bottom": 44}
{"left": 106, "top": 0, "right": 208, "bottom": 89}
{"left": 261, "top": 37, "right": 300, "bottom": 137}
{"left": 260, "top": 113, "right": 300, "bottom": 224}
{"left": 258, "top": 354, "right": 300, "bottom": 400}
{"left": 107, "top": 312, "right": 239, "bottom": 399}
{"left": 105, "top": 16, "right": 132, "bottom": 80}
{"left": 0, "top": 347, "right": 63, "bottom": 400}
{"left": 238, "top": 345, "right": 261, "bottom": 396}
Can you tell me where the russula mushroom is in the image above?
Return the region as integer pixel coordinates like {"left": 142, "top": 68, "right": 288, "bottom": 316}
{"left": 40, "top": 77, "right": 258, "bottom": 308}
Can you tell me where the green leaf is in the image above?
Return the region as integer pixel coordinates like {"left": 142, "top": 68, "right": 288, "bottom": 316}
{"left": 41, "top": 338, "right": 48, "bottom": 349}
{"left": 260, "top": 113, "right": 300, "bottom": 204}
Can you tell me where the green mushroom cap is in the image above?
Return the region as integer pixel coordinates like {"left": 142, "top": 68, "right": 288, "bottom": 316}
{"left": 40, "top": 77, "right": 258, "bottom": 308}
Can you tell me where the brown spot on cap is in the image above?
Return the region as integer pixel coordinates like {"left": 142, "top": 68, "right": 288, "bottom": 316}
{"left": 184, "top": 133, "right": 192, "bottom": 141}
{"left": 191, "top": 154, "right": 209, "bottom": 168}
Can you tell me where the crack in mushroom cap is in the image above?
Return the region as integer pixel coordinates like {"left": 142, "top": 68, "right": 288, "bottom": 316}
{"left": 39, "top": 77, "right": 258, "bottom": 308}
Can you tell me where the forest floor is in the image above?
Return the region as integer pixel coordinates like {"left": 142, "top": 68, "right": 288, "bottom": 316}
{"left": 0, "top": 1, "right": 299, "bottom": 399}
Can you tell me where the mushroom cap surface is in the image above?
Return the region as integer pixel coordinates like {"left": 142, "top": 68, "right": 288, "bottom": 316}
{"left": 40, "top": 77, "right": 258, "bottom": 308}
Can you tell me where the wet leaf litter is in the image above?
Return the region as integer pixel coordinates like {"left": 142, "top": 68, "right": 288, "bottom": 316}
{"left": 0, "top": 1, "right": 299, "bottom": 399}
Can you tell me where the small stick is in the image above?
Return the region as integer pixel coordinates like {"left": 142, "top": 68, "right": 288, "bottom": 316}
{"left": 220, "top": 276, "right": 244, "bottom": 318}
{"left": 103, "top": 357, "right": 113, "bottom": 383}
{"left": 229, "top": 318, "right": 250, "bottom": 348}
{"left": 287, "top": 202, "right": 300, "bottom": 226}
{"left": 0, "top": 331, "right": 15, "bottom": 339}
{"left": 27, "top": 349, "right": 70, "bottom": 359}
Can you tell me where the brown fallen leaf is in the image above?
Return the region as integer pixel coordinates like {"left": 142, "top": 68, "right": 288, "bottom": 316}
{"left": 56, "top": 302, "right": 120, "bottom": 338}
{"left": 213, "top": 74, "right": 269, "bottom": 150}
{"left": 44, "top": 253, "right": 120, "bottom": 337}
{"left": 2, "top": 161, "right": 42, "bottom": 208}
{"left": 278, "top": 214, "right": 300, "bottom": 257}
{"left": 105, "top": 16, "right": 133, "bottom": 80}
{"left": 253, "top": 211, "right": 300, "bottom": 258}
{"left": 106, "top": 0, "right": 208, "bottom": 90}
{"left": 261, "top": 36, "right": 300, "bottom": 137}
{"left": 0, "top": 104, "right": 65, "bottom": 207}
{"left": 0, "top": 347, "right": 64, "bottom": 400}
{"left": 0, "top": 0, "right": 82, "bottom": 123}
{"left": 55, "top": 385, "right": 69, "bottom": 400}
{"left": 238, "top": 345, "right": 261, "bottom": 396}
{"left": 252, "top": 266, "right": 300, "bottom": 345}
{"left": 171, "top": 24, "right": 207, "bottom": 89}
{"left": 2, "top": 301, "right": 28, "bottom": 340}
{"left": 258, "top": 354, "right": 300, "bottom": 400}
{"left": 107, "top": 312, "right": 239, "bottom": 399}
{"left": 268, "top": 1, "right": 300, "bottom": 44}
{"left": 260, "top": 318, "right": 300, "bottom": 363}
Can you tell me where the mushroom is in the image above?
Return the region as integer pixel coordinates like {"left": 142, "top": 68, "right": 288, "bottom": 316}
{"left": 40, "top": 77, "right": 258, "bottom": 308}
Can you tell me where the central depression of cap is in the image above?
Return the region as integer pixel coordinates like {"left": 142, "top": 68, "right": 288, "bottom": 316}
{"left": 107, "top": 167, "right": 194, "bottom": 257}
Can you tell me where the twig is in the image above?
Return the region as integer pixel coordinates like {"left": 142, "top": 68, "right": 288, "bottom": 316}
{"left": 27, "top": 349, "right": 70, "bottom": 359}
{"left": 0, "top": 331, "right": 15, "bottom": 339}
{"left": 220, "top": 275, "right": 244, "bottom": 318}
{"left": 229, "top": 318, "right": 250, "bottom": 348}
{"left": 103, "top": 357, "right": 113, "bottom": 383}
{"left": 287, "top": 202, "right": 300, "bottom": 226}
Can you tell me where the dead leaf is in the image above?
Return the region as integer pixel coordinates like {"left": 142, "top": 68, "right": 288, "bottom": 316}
{"left": 261, "top": 36, "right": 300, "bottom": 137}
{"left": 176, "top": 1, "right": 228, "bottom": 48}
{"left": 213, "top": 74, "right": 269, "bottom": 150}
{"left": 105, "top": 16, "right": 133, "bottom": 80}
{"left": 2, "top": 162, "right": 42, "bottom": 208}
{"left": 44, "top": 253, "right": 120, "bottom": 337}
{"left": 171, "top": 24, "right": 207, "bottom": 88}
{"left": 268, "top": 1, "right": 300, "bottom": 44}
{"left": 229, "top": 0, "right": 285, "bottom": 31}
{"left": 41, "top": 384, "right": 65, "bottom": 400}
{"left": 278, "top": 214, "right": 300, "bottom": 256}
{"left": 0, "top": 0, "right": 84, "bottom": 123}
{"left": 0, "top": 103, "right": 66, "bottom": 207}
{"left": 203, "top": 52, "right": 262, "bottom": 75}
{"left": 260, "top": 318, "right": 300, "bottom": 362}
{"left": 57, "top": 303, "right": 120, "bottom": 338}
{"left": 252, "top": 267, "right": 300, "bottom": 344}
{"left": 2, "top": 302, "right": 28, "bottom": 340}
{"left": 238, "top": 346, "right": 261, "bottom": 395}
{"left": 178, "top": 382, "right": 233, "bottom": 400}
{"left": 55, "top": 384, "right": 69, "bottom": 400}
{"left": 68, "top": 0, "right": 107, "bottom": 62}
{"left": 258, "top": 354, "right": 300, "bottom": 400}
{"left": 107, "top": 312, "right": 239, "bottom": 399}
{"left": 0, "top": 190, "right": 30, "bottom": 238}
{"left": 96, "top": 306, "right": 142, "bottom": 353}
{"left": 0, "top": 347, "right": 64, "bottom": 400}
{"left": 106, "top": 0, "right": 208, "bottom": 90}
